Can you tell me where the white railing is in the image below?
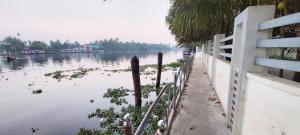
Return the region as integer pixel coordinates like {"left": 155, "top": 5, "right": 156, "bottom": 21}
{"left": 220, "top": 35, "right": 233, "bottom": 43}
{"left": 220, "top": 44, "right": 233, "bottom": 49}
{"left": 255, "top": 12, "right": 300, "bottom": 72}
{"left": 219, "top": 53, "right": 232, "bottom": 58}
{"left": 201, "top": 5, "right": 300, "bottom": 135}
{"left": 219, "top": 35, "right": 233, "bottom": 59}
{"left": 258, "top": 12, "right": 300, "bottom": 30}
{"left": 257, "top": 37, "right": 300, "bottom": 48}
{"left": 255, "top": 58, "right": 300, "bottom": 72}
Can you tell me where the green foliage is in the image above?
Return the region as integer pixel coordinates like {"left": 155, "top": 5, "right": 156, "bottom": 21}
{"left": 78, "top": 128, "right": 104, "bottom": 135}
{"left": 44, "top": 67, "right": 100, "bottom": 81}
{"left": 105, "top": 62, "right": 181, "bottom": 75}
{"left": 83, "top": 101, "right": 167, "bottom": 135}
{"left": 166, "top": 0, "right": 274, "bottom": 44}
{"left": 269, "top": 55, "right": 298, "bottom": 61}
{"left": 1, "top": 37, "right": 170, "bottom": 53}
{"left": 28, "top": 41, "right": 47, "bottom": 50}
{"left": 91, "top": 38, "right": 170, "bottom": 51}
{"left": 141, "top": 84, "right": 155, "bottom": 98}
{"left": 103, "top": 87, "right": 131, "bottom": 105}
{"left": 32, "top": 89, "right": 43, "bottom": 94}
{"left": 165, "top": 61, "right": 183, "bottom": 68}
{"left": 70, "top": 70, "right": 88, "bottom": 78}
{"left": 49, "top": 40, "right": 63, "bottom": 51}
{"left": 80, "top": 83, "right": 171, "bottom": 135}
{"left": 0, "top": 36, "right": 25, "bottom": 53}
{"left": 49, "top": 40, "right": 81, "bottom": 51}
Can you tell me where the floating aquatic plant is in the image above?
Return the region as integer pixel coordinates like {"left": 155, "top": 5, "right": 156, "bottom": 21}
{"left": 32, "top": 89, "right": 43, "bottom": 94}
{"left": 44, "top": 67, "right": 100, "bottom": 80}
{"left": 141, "top": 84, "right": 155, "bottom": 98}
{"left": 104, "top": 61, "right": 182, "bottom": 76}
{"left": 165, "top": 61, "right": 183, "bottom": 69}
{"left": 80, "top": 84, "right": 171, "bottom": 135}
{"left": 103, "top": 87, "right": 131, "bottom": 106}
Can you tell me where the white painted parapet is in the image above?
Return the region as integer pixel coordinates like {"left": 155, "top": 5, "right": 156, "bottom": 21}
{"left": 212, "top": 34, "right": 225, "bottom": 87}
{"left": 241, "top": 73, "right": 300, "bottom": 135}
{"left": 227, "top": 6, "right": 275, "bottom": 135}
{"left": 200, "top": 5, "right": 300, "bottom": 135}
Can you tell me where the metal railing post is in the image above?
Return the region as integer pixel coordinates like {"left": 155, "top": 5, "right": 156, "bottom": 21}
{"left": 173, "top": 74, "right": 178, "bottom": 112}
{"left": 134, "top": 54, "right": 194, "bottom": 135}
{"left": 155, "top": 120, "right": 166, "bottom": 135}
{"left": 124, "top": 113, "right": 133, "bottom": 135}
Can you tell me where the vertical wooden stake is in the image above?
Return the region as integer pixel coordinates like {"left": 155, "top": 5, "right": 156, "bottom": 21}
{"left": 156, "top": 52, "right": 163, "bottom": 89}
{"left": 131, "top": 56, "right": 141, "bottom": 108}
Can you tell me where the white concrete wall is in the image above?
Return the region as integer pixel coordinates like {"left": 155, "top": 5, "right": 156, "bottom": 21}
{"left": 201, "top": 53, "right": 230, "bottom": 113}
{"left": 202, "top": 50, "right": 300, "bottom": 135}
{"left": 241, "top": 73, "right": 300, "bottom": 135}
{"left": 207, "top": 55, "right": 213, "bottom": 79}
{"left": 202, "top": 53, "right": 213, "bottom": 78}
{"left": 201, "top": 5, "right": 300, "bottom": 135}
{"left": 214, "top": 59, "right": 230, "bottom": 113}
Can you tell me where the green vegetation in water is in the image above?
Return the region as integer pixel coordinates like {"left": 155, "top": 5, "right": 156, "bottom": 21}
{"left": 44, "top": 60, "right": 182, "bottom": 81}
{"left": 141, "top": 84, "right": 155, "bottom": 98}
{"left": 103, "top": 87, "right": 131, "bottom": 106}
{"left": 165, "top": 61, "right": 183, "bottom": 68}
{"left": 78, "top": 128, "right": 103, "bottom": 135}
{"left": 44, "top": 67, "right": 100, "bottom": 80}
{"left": 32, "top": 89, "right": 43, "bottom": 94}
{"left": 70, "top": 70, "right": 88, "bottom": 78}
{"left": 103, "top": 69, "right": 131, "bottom": 73}
{"left": 78, "top": 83, "right": 171, "bottom": 135}
{"left": 104, "top": 60, "right": 183, "bottom": 75}
{"left": 82, "top": 100, "right": 168, "bottom": 135}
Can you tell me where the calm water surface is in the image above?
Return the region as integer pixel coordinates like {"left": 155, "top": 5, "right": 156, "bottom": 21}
{"left": 0, "top": 50, "right": 183, "bottom": 135}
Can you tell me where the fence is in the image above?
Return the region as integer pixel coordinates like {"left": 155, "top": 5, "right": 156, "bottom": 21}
{"left": 201, "top": 5, "right": 300, "bottom": 135}
{"left": 123, "top": 54, "right": 194, "bottom": 135}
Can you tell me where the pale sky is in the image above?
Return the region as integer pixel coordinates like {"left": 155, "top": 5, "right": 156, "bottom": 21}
{"left": 0, "top": 0, "right": 176, "bottom": 44}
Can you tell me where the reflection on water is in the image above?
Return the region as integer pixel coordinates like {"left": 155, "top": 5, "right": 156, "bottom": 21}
{"left": 0, "top": 49, "right": 182, "bottom": 135}
{"left": 1, "top": 50, "right": 171, "bottom": 72}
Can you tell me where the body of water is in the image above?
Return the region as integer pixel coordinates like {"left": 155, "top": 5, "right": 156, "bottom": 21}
{"left": 0, "top": 50, "right": 183, "bottom": 135}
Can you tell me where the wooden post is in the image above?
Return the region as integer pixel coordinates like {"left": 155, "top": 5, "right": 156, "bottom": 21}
{"left": 131, "top": 56, "right": 141, "bottom": 108}
{"left": 156, "top": 52, "right": 163, "bottom": 89}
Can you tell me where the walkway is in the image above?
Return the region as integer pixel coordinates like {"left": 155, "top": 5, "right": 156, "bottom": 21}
{"left": 169, "top": 55, "right": 228, "bottom": 135}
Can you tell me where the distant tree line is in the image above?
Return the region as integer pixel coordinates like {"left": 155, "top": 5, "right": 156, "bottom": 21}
{"left": 91, "top": 38, "right": 170, "bottom": 51}
{"left": 0, "top": 36, "right": 171, "bottom": 53}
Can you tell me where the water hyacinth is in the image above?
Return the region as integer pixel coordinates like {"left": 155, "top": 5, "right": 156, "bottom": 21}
{"left": 80, "top": 83, "right": 171, "bottom": 135}
{"left": 103, "top": 87, "right": 131, "bottom": 105}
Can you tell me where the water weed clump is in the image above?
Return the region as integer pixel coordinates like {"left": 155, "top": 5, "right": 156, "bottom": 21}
{"left": 79, "top": 83, "right": 171, "bottom": 135}
{"left": 165, "top": 61, "right": 183, "bottom": 68}
{"left": 104, "top": 61, "right": 182, "bottom": 75}
{"left": 103, "top": 87, "right": 131, "bottom": 105}
{"left": 141, "top": 84, "right": 155, "bottom": 98}
{"left": 82, "top": 100, "right": 167, "bottom": 135}
{"left": 44, "top": 67, "right": 100, "bottom": 80}
{"left": 32, "top": 89, "right": 43, "bottom": 94}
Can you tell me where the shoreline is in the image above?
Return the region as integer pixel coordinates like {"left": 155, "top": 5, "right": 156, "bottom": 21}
{"left": 0, "top": 49, "right": 175, "bottom": 56}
